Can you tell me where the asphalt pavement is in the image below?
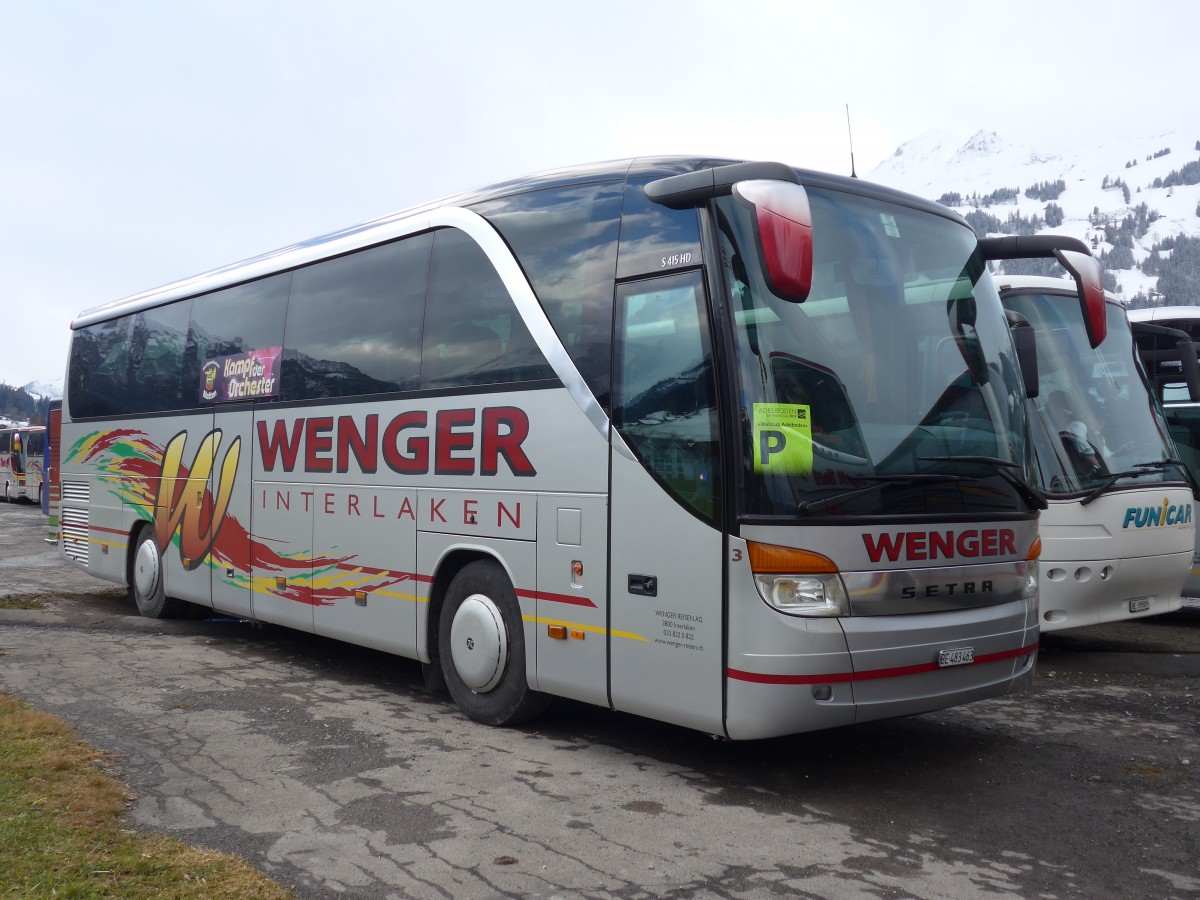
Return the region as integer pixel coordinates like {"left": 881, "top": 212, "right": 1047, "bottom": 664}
{"left": 1, "top": 500, "right": 1197, "bottom": 899}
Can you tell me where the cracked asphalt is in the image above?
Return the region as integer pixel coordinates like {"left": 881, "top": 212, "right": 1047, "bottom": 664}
{"left": 1, "top": 500, "right": 1198, "bottom": 899}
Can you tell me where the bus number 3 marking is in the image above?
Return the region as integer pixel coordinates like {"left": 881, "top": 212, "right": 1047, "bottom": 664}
{"left": 731, "top": 549, "right": 743, "bottom": 563}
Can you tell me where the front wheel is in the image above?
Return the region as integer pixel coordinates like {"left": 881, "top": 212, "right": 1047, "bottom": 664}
{"left": 438, "top": 560, "right": 550, "bottom": 725}
{"left": 128, "top": 527, "right": 187, "bottom": 618}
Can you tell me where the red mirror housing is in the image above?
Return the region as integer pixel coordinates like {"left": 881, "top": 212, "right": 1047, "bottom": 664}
{"left": 1054, "top": 249, "right": 1107, "bottom": 348}
{"left": 733, "top": 180, "right": 813, "bottom": 302}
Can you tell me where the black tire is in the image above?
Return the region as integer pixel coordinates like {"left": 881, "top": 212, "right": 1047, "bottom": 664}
{"left": 438, "top": 559, "right": 550, "bottom": 725}
{"left": 128, "top": 526, "right": 187, "bottom": 619}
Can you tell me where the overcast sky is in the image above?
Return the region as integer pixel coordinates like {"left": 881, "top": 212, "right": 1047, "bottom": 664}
{"left": 4, "top": 0, "right": 1198, "bottom": 388}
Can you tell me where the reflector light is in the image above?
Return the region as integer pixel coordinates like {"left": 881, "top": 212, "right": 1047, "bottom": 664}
{"left": 547, "top": 625, "right": 567, "bottom": 640}
{"left": 1027, "top": 537, "right": 1042, "bottom": 560}
{"left": 747, "top": 542, "right": 838, "bottom": 574}
{"left": 276, "top": 576, "right": 286, "bottom": 589}
{"left": 570, "top": 630, "right": 585, "bottom": 640}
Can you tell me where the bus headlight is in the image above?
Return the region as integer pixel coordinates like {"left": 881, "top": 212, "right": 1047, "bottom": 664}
{"left": 754, "top": 572, "right": 850, "bottom": 616}
{"left": 747, "top": 541, "right": 850, "bottom": 617}
{"left": 1022, "top": 567, "right": 1039, "bottom": 614}
{"left": 1024, "top": 537, "right": 1040, "bottom": 614}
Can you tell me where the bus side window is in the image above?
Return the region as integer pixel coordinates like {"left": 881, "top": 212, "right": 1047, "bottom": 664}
{"left": 185, "top": 274, "right": 290, "bottom": 403}
{"left": 613, "top": 271, "right": 719, "bottom": 521}
{"left": 283, "top": 234, "right": 429, "bottom": 400}
{"left": 420, "top": 228, "right": 555, "bottom": 388}
{"left": 68, "top": 316, "right": 132, "bottom": 419}
{"left": 127, "top": 301, "right": 191, "bottom": 413}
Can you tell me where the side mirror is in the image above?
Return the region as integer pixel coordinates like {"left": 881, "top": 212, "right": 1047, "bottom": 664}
{"left": 1131, "top": 323, "right": 1200, "bottom": 403}
{"left": 979, "top": 235, "right": 1108, "bottom": 347}
{"left": 1005, "top": 310, "right": 1039, "bottom": 399}
{"left": 1179, "top": 340, "right": 1200, "bottom": 403}
{"left": 1054, "top": 249, "right": 1107, "bottom": 348}
{"left": 732, "top": 180, "right": 813, "bottom": 303}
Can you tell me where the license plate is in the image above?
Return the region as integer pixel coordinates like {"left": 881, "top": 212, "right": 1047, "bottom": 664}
{"left": 938, "top": 647, "right": 975, "bottom": 668}
{"left": 1129, "top": 598, "right": 1151, "bottom": 613}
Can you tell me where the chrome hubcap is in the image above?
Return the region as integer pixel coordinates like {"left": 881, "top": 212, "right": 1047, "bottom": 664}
{"left": 449, "top": 593, "right": 508, "bottom": 692}
{"left": 133, "top": 538, "right": 160, "bottom": 601}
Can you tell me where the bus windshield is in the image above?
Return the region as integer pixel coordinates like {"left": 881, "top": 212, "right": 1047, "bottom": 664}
{"left": 716, "top": 186, "right": 1030, "bottom": 518}
{"left": 1002, "top": 291, "right": 1180, "bottom": 496}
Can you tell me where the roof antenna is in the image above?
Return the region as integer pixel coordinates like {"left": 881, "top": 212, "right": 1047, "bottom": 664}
{"left": 845, "top": 103, "right": 858, "bottom": 178}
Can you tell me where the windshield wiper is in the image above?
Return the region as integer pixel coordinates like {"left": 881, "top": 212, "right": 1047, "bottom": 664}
{"left": 918, "top": 455, "right": 1048, "bottom": 511}
{"left": 796, "top": 473, "right": 967, "bottom": 516}
{"left": 1078, "top": 460, "right": 1185, "bottom": 506}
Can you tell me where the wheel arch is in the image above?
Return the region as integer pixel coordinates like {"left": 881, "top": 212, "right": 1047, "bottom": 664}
{"left": 424, "top": 546, "right": 515, "bottom": 667}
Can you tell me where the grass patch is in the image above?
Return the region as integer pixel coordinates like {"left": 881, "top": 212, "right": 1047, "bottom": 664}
{"left": 0, "top": 692, "right": 292, "bottom": 898}
{"left": 0, "top": 587, "right": 128, "bottom": 611}
{"left": 0, "top": 595, "right": 48, "bottom": 611}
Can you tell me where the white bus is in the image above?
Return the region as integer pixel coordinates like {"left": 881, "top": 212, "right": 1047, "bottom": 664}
{"left": 1128, "top": 305, "right": 1200, "bottom": 603}
{"left": 59, "top": 158, "right": 1104, "bottom": 739}
{"left": 0, "top": 424, "right": 46, "bottom": 503}
{"left": 998, "top": 277, "right": 1195, "bottom": 629}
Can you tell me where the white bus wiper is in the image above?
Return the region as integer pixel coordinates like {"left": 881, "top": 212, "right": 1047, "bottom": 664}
{"left": 796, "top": 473, "right": 966, "bottom": 516}
{"left": 918, "top": 455, "right": 1048, "bottom": 511}
{"left": 1078, "top": 460, "right": 1184, "bottom": 507}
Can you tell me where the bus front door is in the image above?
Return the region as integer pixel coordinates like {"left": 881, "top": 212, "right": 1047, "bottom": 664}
{"left": 607, "top": 272, "right": 726, "bottom": 735}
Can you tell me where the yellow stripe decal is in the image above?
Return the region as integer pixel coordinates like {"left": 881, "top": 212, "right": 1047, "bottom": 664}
{"left": 523, "top": 614, "right": 648, "bottom": 642}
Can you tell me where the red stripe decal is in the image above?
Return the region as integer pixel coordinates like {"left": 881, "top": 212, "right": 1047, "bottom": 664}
{"left": 90, "top": 525, "right": 129, "bottom": 537}
{"left": 516, "top": 589, "right": 598, "bottom": 609}
{"left": 728, "top": 642, "right": 1039, "bottom": 686}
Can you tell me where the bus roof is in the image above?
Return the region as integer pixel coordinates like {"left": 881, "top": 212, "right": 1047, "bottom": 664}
{"left": 996, "top": 274, "right": 1123, "bottom": 310}
{"left": 1127, "top": 305, "right": 1200, "bottom": 322}
{"left": 72, "top": 156, "right": 966, "bottom": 329}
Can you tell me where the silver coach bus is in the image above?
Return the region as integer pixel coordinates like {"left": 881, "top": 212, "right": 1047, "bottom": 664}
{"left": 59, "top": 158, "right": 1105, "bottom": 739}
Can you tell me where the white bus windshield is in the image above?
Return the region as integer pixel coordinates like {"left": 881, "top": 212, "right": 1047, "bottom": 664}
{"left": 716, "top": 187, "right": 1031, "bottom": 518}
{"left": 1002, "top": 291, "right": 1180, "bottom": 495}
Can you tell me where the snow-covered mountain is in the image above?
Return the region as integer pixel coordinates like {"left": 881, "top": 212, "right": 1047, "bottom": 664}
{"left": 21, "top": 378, "right": 63, "bottom": 401}
{"left": 869, "top": 127, "right": 1200, "bottom": 306}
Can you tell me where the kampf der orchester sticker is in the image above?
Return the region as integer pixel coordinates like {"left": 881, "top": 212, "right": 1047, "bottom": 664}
{"left": 752, "top": 403, "right": 813, "bottom": 475}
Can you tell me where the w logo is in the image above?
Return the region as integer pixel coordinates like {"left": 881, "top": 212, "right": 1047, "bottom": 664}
{"left": 152, "top": 430, "right": 241, "bottom": 570}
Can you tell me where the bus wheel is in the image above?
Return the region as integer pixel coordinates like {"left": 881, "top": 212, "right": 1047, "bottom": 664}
{"left": 438, "top": 560, "right": 550, "bottom": 726}
{"left": 128, "top": 527, "right": 186, "bottom": 619}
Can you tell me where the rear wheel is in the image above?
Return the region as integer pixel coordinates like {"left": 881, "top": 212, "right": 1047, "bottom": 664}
{"left": 128, "top": 527, "right": 187, "bottom": 618}
{"left": 438, "top": 559, "right": 550, "bottom": 725}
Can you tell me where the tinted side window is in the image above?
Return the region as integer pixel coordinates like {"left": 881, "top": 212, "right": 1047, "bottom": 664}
{"left": 283, "top": 235, "right": 431, "bottom": 400}
{"left": 613, "top": 271, "right": 720, "bottom": 521}
{"left": 68, "top": 316, "right": 132, "bottom": 419}
{"left": 127, "top": 301, "right": 191, "bottom": 413}
{"left": 421, "top": 229, "right": 555, "bottom": 388}
{"left": 185, "top": 274, "right": 290, "bottom": 403}
{"left": 472, "top": 183, "right": 621, "bottom": 406}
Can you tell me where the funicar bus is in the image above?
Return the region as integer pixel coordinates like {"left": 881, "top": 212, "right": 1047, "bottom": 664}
{"left": 59, "top": 158, "right": 1105, "bottom": 739}
{"left": 998, "top": 277, "right": 1196, "bottom": 629}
